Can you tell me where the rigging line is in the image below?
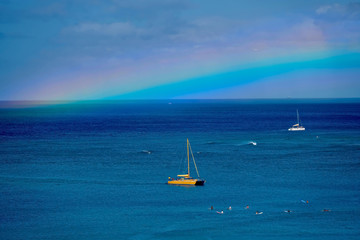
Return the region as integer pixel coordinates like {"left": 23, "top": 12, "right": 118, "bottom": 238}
{"left": 189, "top": 141, "right": 200, "bottom": 178}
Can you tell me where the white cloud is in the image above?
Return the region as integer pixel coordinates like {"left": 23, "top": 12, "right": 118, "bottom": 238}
{"left": 289, "top": 19, "right": 324, "bottom": 42}
{"left": 316, "top": 3, "right": 346, "bottom": 15}
{"left": 168, "top": 17, "right": 238, "bottom": 43}
{"left": 316, "top": 2, "right": 360, "bottom": 19}
{"left": 66, "top": 22, "right": 146, "bottom": 37}
{"left": 316, "top": 5, "right": 333, "bottom": 15}
{"left": 313, "top": 3, "right": 360, "bottom": 43}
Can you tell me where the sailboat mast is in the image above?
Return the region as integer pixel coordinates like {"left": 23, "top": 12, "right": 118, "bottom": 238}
{"left": 187, "top": 138, "right": 190, "bottom": 177}
{"left": 297, "top": 109, "right": 299, "bottom": 124}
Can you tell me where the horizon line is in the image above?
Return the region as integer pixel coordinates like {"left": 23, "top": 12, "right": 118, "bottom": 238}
{"left": 1, "top": 97, "right": 360, "bottom": 102}
{"left": 0, "top": 97, "right": 360, "bottom": 108}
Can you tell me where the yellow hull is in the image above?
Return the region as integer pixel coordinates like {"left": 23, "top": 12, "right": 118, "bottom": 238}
{"left": 168, "top": 179, "right": 205, "bottom": 185}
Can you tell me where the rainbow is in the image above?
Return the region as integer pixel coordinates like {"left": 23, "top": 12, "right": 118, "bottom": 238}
{"left": 9, "top": 50, "right": 360, "bottom": 101}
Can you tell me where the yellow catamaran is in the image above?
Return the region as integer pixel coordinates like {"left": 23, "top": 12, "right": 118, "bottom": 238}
{"left": 167, "top": 139, "right": 205, "bottom": 186}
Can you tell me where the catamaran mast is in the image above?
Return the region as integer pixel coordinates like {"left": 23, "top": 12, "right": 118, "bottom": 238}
{"left": 297, "top": 109, "right": 299, "bottom": 125}
{"left": 187, "top": 139, "right": 190, "bottom": 177}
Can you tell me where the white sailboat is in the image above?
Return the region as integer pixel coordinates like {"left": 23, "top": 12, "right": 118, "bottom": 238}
{"left": 288, "top": 109, "right": 305, "bottom": 131}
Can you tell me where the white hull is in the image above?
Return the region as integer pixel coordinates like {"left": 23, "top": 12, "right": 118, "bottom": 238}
{"left": 288, "top": 127, "right": 305, "bottom": 131}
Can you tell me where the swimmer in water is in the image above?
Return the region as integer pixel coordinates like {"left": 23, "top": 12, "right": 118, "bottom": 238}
{"left": 228, "top": 206, "right": 232, "bottom": 210}
{"left": 322, "top": 209, "right": 331, "bottom": 212}
{"left": 245, "top": 205, "right": 249, "bottom": 209}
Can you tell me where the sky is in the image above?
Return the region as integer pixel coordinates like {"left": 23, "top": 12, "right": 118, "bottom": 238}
{"left": 0, "top": 0, "right": 360, "bottom": 100}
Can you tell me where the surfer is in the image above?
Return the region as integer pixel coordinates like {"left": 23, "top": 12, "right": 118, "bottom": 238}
{"left": 217, "top": 211, "right": 224, "bottom": 214}
{"left": 228, "top": 206, "right": 232, "bottom": 210}
{"left": 256, "top": 211, "right": 263, "bottom": 215}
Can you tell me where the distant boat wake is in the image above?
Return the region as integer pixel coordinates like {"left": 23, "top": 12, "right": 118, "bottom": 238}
{"left": 235, "top": 141, "right": 257, "bottom": 146}
{"left": 140, "top": 150, "right": 152, "bottom": 154}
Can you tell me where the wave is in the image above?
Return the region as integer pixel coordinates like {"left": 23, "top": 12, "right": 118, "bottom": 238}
{"left": 235, "top": 141, "right": 257, "bottom": 146}
{"left": 140, "top": 150, "right": 152, "bottom": 154}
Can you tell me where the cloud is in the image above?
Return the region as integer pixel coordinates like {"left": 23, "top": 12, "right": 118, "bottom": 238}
{"left": 316, "top": 5, "right": 333, "bottom": 15}
{"left": 28, "top": 2, "right": 66, "bottom": 19}
{"left": 313, "top": 2, "right": 360, "bottom": 44}
{"left": 57, "top": 0, "right": 194, "bottom": 55}
{"left": 287, "top": 19, "right": 324, "bottom": 42}
{"left": 0, "top": 1, "right": 67, "bottom": 23}
{"left": 109, "top": 0, "right": 191, "bottom": 13}
{"left": 168, "top": 17, "right": 234, "bottom": 44}
{"left": 316, "top": 2, "right": 360, "bottom": 19}
{"left": 66, "top": 22, "right": 147, "bottom": 37}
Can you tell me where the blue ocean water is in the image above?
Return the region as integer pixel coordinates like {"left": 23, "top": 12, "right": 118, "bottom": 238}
{"left": 0, "top": 100, "right": 359, "bottom": 240}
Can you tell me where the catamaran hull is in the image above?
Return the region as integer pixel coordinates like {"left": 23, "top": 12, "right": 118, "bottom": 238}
{"left": 288, "top": 127, "right": 305, "bottom": 131}
{"left": 167, "top": 179, "right": 205, "bottom": 185}
{"left": 195, "top": 180, "right": 205, "bottom": 186}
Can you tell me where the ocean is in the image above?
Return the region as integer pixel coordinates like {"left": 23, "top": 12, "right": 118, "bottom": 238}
{"left": 0, "top": 99, "right": 359, "bottom": 240}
